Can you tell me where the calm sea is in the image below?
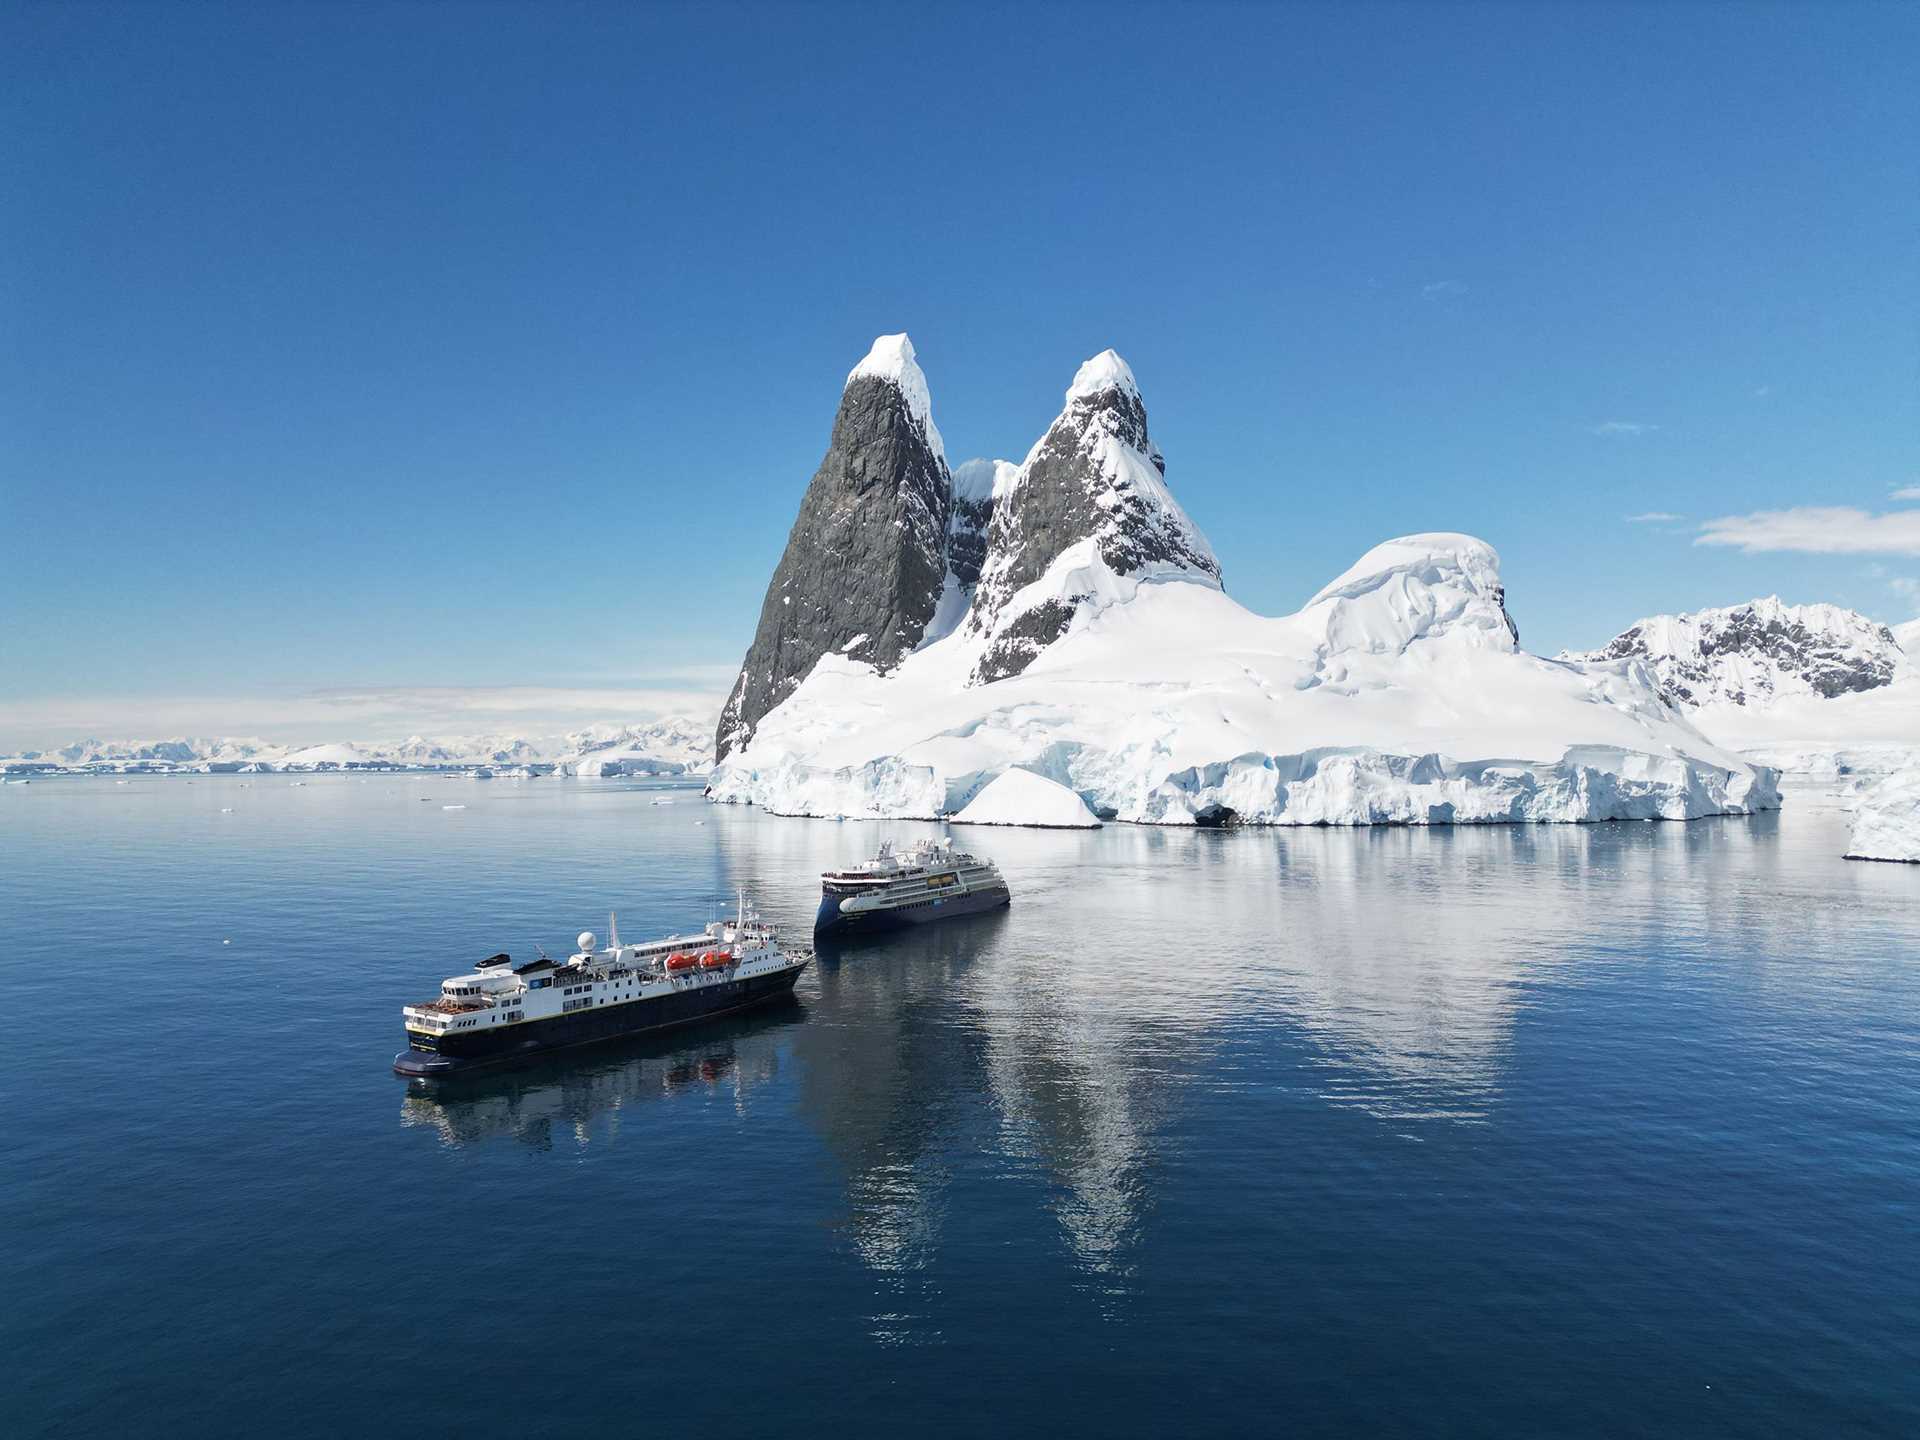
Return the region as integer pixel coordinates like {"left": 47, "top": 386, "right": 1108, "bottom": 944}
{"left": 2, "top": 774, "right": 1916, "bottom": 1437}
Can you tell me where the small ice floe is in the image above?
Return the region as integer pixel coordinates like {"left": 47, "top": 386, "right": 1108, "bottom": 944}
{"left": 443, "top": 804, "right": 467, "bottom": 811}
{"left": 115, "top": 780, "right": 129, "bottom": 785}
{"left": 222, "top": 938, "right": 232, "bottom": 945}
{"left": 219, "top": 807, "right": 235, "bottom": 813}
{"left": 693, "top": 819, "right": 706, "bottom": 826}
{"left": 650, "top": 798, "right": 677, "bottom": 806}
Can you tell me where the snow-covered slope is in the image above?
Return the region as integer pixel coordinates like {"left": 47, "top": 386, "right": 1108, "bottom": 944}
{"left": 710, "top": 519, "right": 1777, "bottom": 827}
{"left": 1845, "top": 769, "right": 1920, "bottom": 863}
{"left": 954, "top": 768, "right": 1101, "bottom": 827}
{"left": 1566, "top": 599, "right": 1919, "bottom": 780}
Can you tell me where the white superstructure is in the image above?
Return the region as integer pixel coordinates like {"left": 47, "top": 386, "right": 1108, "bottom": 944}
{"left": 399, "top": 894, "right": 808, "bottom": 1060}
{"left": 816, "top": 837, "right": 1011, "bottom": 933}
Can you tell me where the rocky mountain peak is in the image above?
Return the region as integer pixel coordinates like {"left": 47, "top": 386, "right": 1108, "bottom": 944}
{"left": 964, "top": 349, "right": 1220, "bottom": 684}
{"left": 715, "top": 334, "right": 953, "bottom": 761}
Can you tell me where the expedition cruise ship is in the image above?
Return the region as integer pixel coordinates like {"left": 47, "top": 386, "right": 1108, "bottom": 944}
{"left": 394, "top": 896, "right": 809, "bottom": 1077}
{"left": 815, "top": 837, "right": 1010, "bottom": 938}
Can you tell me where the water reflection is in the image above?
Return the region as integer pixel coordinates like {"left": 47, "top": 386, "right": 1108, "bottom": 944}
{"left": 397, "top": 1001, "right": 804, "bottom": 1150}
{"left": 396, "top": 800, "right": 1898, "bottom": 1308}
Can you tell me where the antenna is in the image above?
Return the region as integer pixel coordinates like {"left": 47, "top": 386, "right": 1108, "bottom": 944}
{"left": 610, "top": 910, "right": 620, "bottom": 949}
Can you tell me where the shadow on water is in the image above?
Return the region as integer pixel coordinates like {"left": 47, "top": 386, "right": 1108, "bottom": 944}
{"left": 397, "top": 997, "right": 806, "bottom": 1150}
{"left": 810, "top": 903, "right": 1014, "bottom": 966}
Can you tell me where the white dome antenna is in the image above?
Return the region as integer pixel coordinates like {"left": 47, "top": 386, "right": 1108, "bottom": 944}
{"left": 577, "top": 931, "right": 597, "bottom": 953}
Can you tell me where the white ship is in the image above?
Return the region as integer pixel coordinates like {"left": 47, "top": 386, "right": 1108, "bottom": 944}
{"left": 395, "top": 894, "right": 809, "bottom": 1078}
{"left": 815, "top": 837, "right": 1011, "bottom": 937}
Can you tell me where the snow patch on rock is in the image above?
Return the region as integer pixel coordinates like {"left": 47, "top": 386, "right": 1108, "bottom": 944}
{"left": 1065, "top": 348, "right": 1141, "bottom": 404}
{"left": 848, "top": 332, "right": 944, "bottom": 464}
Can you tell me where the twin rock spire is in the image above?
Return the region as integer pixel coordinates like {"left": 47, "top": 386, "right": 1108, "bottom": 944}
{"left": 714, "top": 335, "right": 1221, "bottom": 762}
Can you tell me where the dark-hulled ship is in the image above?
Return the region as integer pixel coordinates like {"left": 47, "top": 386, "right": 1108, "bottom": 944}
{"left": 394, "top": 895, "right": 809, "bottom": 1078}
{"left": 815, "top": 837, "right": 1010, "bottom": 938}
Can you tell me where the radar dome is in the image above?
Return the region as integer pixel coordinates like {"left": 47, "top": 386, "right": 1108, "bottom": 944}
{"left": 576, "top": 931, "right": 597, "bottom": 952}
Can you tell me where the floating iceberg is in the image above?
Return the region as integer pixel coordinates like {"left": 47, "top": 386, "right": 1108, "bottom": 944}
{"left": 1845, "top": 769, "right": 1920, "bottom": 863}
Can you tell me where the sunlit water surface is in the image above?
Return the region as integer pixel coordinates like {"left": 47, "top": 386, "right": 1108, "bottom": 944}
{"left": 2, "top": 775, "right": 1916, "bottom": 1436}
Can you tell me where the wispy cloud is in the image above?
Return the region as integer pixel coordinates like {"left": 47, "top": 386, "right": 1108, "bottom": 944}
{"left": 1590, "top": 420, "right": 1659, "bottom": 437}
{"left": 1695, "top": 505, "right": 1920, "bottom": 557}
{"left": 1890, "top": 576, "right": 1920, "bottom": 606}
{"left": 1891, "top": 485, "right": 1920, "bottom": 501}
{"left": 1625, "top": 511, "right": 1684, "bottom": 524}
{"left": 1421, "top": 279, "right": 1467, "bottom": 299}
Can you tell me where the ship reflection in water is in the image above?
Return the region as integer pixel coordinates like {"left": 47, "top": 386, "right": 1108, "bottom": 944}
{"left": 398, "top": 1001, "right": 805, "bottom": 1151}
{"left": 397, "top": 806, "right": 1858, "bottom": 1347}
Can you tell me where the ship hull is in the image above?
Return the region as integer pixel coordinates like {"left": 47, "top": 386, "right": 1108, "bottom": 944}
{"left": 394, "top": 964, "right": 804, "bottom": 1078}
{"left": 814, "top": 885, "right": 1010, "bottom": 939}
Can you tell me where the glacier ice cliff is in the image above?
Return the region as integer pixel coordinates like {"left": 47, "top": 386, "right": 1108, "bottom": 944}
{"left": 1845, "top": 769, "right": 1920, "bottom": 863}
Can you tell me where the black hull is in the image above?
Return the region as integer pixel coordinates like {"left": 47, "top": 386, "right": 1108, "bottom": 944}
{"left": 814, "top": 886, "right": 1009, "bottom": 939}
{"left": 394, "top": 965, "right": 804, "bottom": 1078}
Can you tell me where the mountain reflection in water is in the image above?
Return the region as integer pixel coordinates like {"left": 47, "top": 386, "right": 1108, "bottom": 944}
{"left": 9, "top": 776, "right": 1916, "bottom": 1436}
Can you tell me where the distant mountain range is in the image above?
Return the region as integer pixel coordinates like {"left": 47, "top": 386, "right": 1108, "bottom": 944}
{"left": 0, "top": 716, "right": 716, "bottom": 776}
{"left": 1562, "top": 600, "right": 1919, "bottom": 779}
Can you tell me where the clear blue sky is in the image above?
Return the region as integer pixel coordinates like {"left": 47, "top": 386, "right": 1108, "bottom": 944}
{"left": 5, "top": 1, "right": 1917, "bottom": 745}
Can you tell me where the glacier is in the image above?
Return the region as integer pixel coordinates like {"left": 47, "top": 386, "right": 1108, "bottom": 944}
{"left": 1, "top": 716, "right": 717, "bottom": 776}
{"left": 708, "top": 529, "right": 1779, "bottom": 827}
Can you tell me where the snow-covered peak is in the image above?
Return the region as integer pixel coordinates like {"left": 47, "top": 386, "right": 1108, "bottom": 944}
{"left": 1304, "top": 533, "right": 1519, "bottom": 655}
{"left": 1564, "top": 596, "right": 1901, "bottom": 708}
{"left": 846, "top": 332, "right": 944, "bottom": 464}
{"left": 966, "top": 349, "right": 1219, "bottom": 683}
{"left": 1896, "top": 618, "right": 1920, "bottom": 657}
{"left": 1065, "top": 349, "right": 1141, "bottom": 405}
{"left": 952, "top": 457, "right": 1019, "bottom": 503}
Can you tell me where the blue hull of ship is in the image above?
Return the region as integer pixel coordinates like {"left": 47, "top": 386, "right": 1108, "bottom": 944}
{"left": 813, "top": 886, "right": 1010, "bottom": 939}
{"left": 393, "top": 965, "right": 804, "bottom": 1078}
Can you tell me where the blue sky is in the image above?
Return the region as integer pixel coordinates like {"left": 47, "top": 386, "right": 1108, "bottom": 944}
{"left": 4, "top": 1, "right": 1917, "bottom": 746}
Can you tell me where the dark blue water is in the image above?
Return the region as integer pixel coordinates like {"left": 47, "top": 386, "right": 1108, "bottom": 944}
{"left": 3, "top": 775, "right": 1916, "bottom": 1437}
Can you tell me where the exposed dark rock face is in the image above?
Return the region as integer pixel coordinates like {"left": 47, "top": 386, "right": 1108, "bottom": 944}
{"left": 715, "top": 367, "right": 950, "bottom": 761}
{"left": 975, "top": 598, "right": 1079, "bottom": 685}
{"left": 1570, "top": 600, "right": 1898, "bottom": 708}
{"left": 945, "top": 486, "right": 997, "bottom": 593}
{"left": 1490, "top": 584, "right": 1520, "bottom": 649}
{"left": 966, "top": 354, "right": 1220, "bottom": 685}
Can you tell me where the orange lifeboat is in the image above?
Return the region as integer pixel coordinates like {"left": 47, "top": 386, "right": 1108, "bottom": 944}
{"left": 665, "top": 952, "right": 697, "bottom": 972}
{"left": 699, "top": 950, "right": 732, "bottom": 969}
